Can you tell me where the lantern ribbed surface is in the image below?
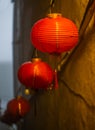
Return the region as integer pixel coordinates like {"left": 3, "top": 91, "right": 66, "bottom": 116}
{"left": 30, "top": 13, "right": 79, "bottom": 54}
{"left": 7, "top": 97, "right": 30, "bottom": 117}
{"left": 17, "top": 58, "right": 53, "bottom": 90}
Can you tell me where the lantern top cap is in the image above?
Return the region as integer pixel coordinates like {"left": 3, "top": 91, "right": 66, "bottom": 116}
{"left": 17, "top": 95, "right": 22, "bottom": 99}
{"left": 47, "top": 13, "right": 62, "bottom": 18}
{"left": 32, "top": 58, "right": 41, "bottom": 62}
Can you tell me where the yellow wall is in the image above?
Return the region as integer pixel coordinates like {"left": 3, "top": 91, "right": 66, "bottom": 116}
{"left": 13, "top": 0, "right": 95, "bottom": 130}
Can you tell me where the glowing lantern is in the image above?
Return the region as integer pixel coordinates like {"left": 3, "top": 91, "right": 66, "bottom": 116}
{"left": 7, "top": 96, "right": 30, "bottom": 117}
{"left": 17, "top": 58, "right": 54, "bottom": 90}
{"left": 30, "top": 13, "right": 79, "bottom": 54}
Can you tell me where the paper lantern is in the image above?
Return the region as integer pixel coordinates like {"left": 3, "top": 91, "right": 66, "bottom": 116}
{"left": 30, "top": 13, "right": 79, "bottom": 54}
{"left": 0, "top": 110, "right": 21, "bottom": 125}
{"left": 17, "top": 58, "right": 54, "bottom": 90}
{"left": 7, "top": 96, "right": 30, "bottom": 117}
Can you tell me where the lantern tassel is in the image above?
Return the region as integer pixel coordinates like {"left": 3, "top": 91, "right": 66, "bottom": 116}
{"left": 54, "top": 69, "right": 58, "bottom": 89}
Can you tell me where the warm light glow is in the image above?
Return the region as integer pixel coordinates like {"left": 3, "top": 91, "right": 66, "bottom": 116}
{"left": 25, "top": 89, "right": 30, "bottom": 95}
{"left": 18, "top": 102, "right": 21, "bottom": 115}
{"left": 17, "top": 58, "right": 53, "bottom": 89}
{"left": 30, "top": 13, "right": 79, "bottom": 54}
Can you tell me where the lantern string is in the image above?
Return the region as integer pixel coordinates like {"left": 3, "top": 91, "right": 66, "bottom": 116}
{"left": 15, "top": 85, "right": 23, "bottom": 97}
{"left": 31, "top": 47, "right": 36, "bottom": 58}
{"left": 57, "top": 52, "right": 69, "bottom": 71}
{"left": 49, "top": 0, "right": 55, "bottom": 13}
{"left": 35, "top": 49, "right": 38, "bottom": 58}
{"left": 31, "top": 48, "right": 39, "bottom": 59}
{"left": 53, "top": 55, "right": 59, "bottom": 89}
{"left": 54, "top": 69, "right": 58, "bottom": 89}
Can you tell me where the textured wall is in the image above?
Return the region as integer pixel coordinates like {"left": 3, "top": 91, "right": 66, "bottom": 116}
{"left": 13, "top": 0, "right": 95, "bottom": 130}
{"left": 59, "top": 27, "right": 95, "bottom": 130}
{"left": 22, "top": 27, "right": 95, "bottom": 130}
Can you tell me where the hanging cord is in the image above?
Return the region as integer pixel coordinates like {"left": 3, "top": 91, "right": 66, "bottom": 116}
{"left": 49, "top": 0, "right": 55, "bottom": 13}
{"left": 53, "top": 54, "right": 59, "bottom": 89}
{"left": 35, "top": 49, "right": 38, "bottom": 58}
{"left": 31, "top": 47, "right": 39, "bottom": 59}
{"left": 15, "top": 85, "right": 23, "bottom": 97}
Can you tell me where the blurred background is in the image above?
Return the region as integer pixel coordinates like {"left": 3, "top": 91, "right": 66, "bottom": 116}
{"left": 0, "top": 0, "right": 14, "bottom": 100}
{"left": 0, "top": 0, "right": 14, "bottom": 130}
{"left": 0, "top": 0, "right": 95, "bottom": 130}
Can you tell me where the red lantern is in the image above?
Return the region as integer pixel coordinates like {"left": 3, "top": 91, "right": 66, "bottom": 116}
{"left": 30, "top": 13, "right": 79, "bottom": 54}
{"left": 17, "top": 58, "right": 53, "bottom": 90}
{"left": 7, "top": 96, "right": 30, "bottom": 117}
{"left": 0, "top": 110, "right": 21, "bottom": 125}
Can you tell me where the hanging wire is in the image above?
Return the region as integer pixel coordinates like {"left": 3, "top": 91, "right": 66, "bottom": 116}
{"left": 15, "top": 85, "right": 23, "bottom": 97}
{"left": 49, "top": 0, "right": 55, "bottom": 13}
{"left": 50, "top": 0, "right": 55, "bottom": 7}
{"left": 35, "top": 49, "right": 38, "bottom": 58}
{"left": 31, "top": 48, "right": 38, "bottom": 60}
